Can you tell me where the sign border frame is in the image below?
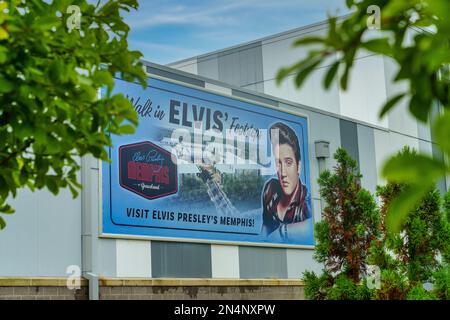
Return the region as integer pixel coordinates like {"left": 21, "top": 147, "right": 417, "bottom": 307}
{"left": 98, "top": 73, "right": 316, "bottom": 250}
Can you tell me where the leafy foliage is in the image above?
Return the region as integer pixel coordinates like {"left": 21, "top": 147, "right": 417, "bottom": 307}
{"left": 303, "top": 148, "right": 380, "bottom": 299}
{"left": 372, "top": 148, "right": 450, "bottom": 287}
{"left": 406, "top": 285, "right": 438, "bottom": 300}
{"left": 374, "top": 269, "right": 409, "bottom": 300}
{"left": 276, "top": 0, "right": 450, "bottom": 233}
{"left": 304, "top": 148, "right": 450, "bottom": 300}
{"left": 0, "top": 0, "right": 146, "bottom": 228}
{"left": 315, "top": 148, "right": 380, "bottom": 283}
{"left": 327, "top": 275, "right": 374, "bottom": 300}
{"left": 433, "top": 265, "right": 450, "bottom": 300}
{"left": 302, "top": 270, "right": 333, "bottom": 300}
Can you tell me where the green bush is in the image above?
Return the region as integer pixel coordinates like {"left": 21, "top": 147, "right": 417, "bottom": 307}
{"left": 326, "top": 276, "right": 357, "bottom": 300}
{"left": 433, "top": 265, "right": 450, "bottom": 300}
{"left": 327, "top": 275, "right": 373, "bottom": 300}
{"left": 406, "top": 285, "right": 438, "bottom": 300}
{"left": 375, "top": 269, "right": 409, "bottom": 300}
{"left": 303, "top": 148, "right": 380, "bottom": 299}
{"left": 441, "top": 193, "right": 450, "bottom": 264}
{"left": 304, "top": 147, "right": 450, "bottom": 300}
{"left": 315, "top": 149, "right": 380, "bottom": 283}
{"left": 302, "top": 271, "right": 332, "bottom": 300}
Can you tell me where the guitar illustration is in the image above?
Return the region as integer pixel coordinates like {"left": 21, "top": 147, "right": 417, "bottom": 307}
{"left": 196, "top": 165, "right": 240, "bottom": 217}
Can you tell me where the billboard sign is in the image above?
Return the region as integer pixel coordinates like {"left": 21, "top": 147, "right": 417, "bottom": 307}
{"left": 102, "top": 77, "right": 314, "bottom": 246}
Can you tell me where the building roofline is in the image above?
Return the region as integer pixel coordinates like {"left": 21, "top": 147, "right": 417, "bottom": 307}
{"left": 165, "top": 14, "right": 352, "bottom": 67}
{"left": 140, "top": 60, "right": 391, "bottom": 134}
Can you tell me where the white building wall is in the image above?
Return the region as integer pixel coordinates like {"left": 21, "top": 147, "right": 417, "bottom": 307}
{"left": 211, "top": 245, "right": 240, "bottom": 278}
{"left": 116, "top": 240, "right": 152, "bottom": 277}
{"left": 0, "top": 169, "right": 82, "bottom": 276}
{"left": 1, "top": 21, "right": 446, "bottom": 280}
{"left": 168, "top": 58, "right": 198, "bottom": 75}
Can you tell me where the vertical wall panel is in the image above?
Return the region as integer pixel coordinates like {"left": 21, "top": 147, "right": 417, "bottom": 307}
{"left": 198, "top": 55, "right": 219, "bottom": 80}
{"left": 340, "top": 119, "right": 360, "bottom": 166}
{"left": 116, "top": 240, "right": 151, "bottom": 277}
{"left": 37, "top": 189, "right": 82, "bottom": 276}
{"left": 99, "top": 239, "right": 117, "bottom": 277}
{"left": 339, "top": 55, "right": 388, "bottom": 128}
{"left": 239, "top": 247, "right": 287, "bottom": 279}
{"left": 217, "top": 43, "right": 264, "bottom": 88}
{"left": 286, "top": 249, "right": 321, "bottom": 279}
{"left": 211, "top": 245, "right": 240, "bottom": 278}
{"left": 384, "top": 56, "right": 420, "bottom": 138}
{"left": 0, "top": 172, "right": 82, "bottom": 276}
{"left": 0, "top": 189, "right": 39, "bottom": 276}
{"left": 151, "top": 241, "right": 212, "bottom": 278}
{"left": 264, "top": 65, "right": 340, "bottom": 114}
{"left": 357, "top": 125, "right": 378, "bottom": 194}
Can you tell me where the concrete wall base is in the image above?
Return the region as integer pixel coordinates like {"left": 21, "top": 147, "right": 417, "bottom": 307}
{"left": 0, "top": 278, "right": 305, "bottom": 300}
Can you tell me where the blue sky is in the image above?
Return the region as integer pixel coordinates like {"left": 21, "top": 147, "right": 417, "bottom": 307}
{"left": 123, "top": 0, "right": 349, "bottom": 65}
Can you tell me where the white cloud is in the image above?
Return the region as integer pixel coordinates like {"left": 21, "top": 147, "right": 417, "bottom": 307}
{"left": 125, "top": 0, "right": 350, "bottom": 63}
{"left": 127, "top": 0, "right": 347, "bottom": 29}
{"left": 127, "top": 0, "right": 251, "bottom": 29}
{"left": 128, "top": 40, "right": 202, "bottom": 62}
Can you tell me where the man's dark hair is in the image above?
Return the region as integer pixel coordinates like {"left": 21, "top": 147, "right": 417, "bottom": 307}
{"left": 269, "top": 122, "right": 301, "bottom": 164}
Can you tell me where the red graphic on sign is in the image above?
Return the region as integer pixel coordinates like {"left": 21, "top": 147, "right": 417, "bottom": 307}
{"left": 127, "top": 161, "right": 169, "bottom": 185}
{"left": 119, "top": 141, "right": 178, "bottom": 200}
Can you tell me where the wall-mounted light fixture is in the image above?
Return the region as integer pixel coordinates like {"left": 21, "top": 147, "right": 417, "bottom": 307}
{"left": 315, "top": 140, "right": 330, "bottom": 175}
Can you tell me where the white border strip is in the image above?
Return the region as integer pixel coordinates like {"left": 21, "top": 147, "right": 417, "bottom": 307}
{"left": 98, "top": 72, "right": 316, "bottom": 250}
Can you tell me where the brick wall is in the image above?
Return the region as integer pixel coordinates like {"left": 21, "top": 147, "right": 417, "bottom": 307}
{"left": 99, "top": 279, "right": 305, "bottom": 300}
{"left": 99, "top": 285, "right": 303, "bottom": 300}
{"left": 0, "top": 278, "right": 89, "bottom": 300}
{"left": 0, "top": 278, "right": 304, "bottom": 300}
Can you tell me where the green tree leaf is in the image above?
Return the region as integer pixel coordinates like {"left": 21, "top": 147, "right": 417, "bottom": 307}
{"left": 379, "top": 94, "right": 406, "bottom": 118}
{"left": 0, "top": 0, "right": 146, "bottom": 231}
{"left": 385, "top": 184, "right": 431, "bottom": 233}
{"left": 362, "top": 38, "right": 392, "bottom": 56}
{"left": 323, "top": 62, "right": 339, "bottom": 89}
{"left": 433, "top": 112, "right": 450, "bottom": 156}
{"left": 0, "top": 76, "right": 13, "bottom": 93}
{"left": 382, "top": 152, "right": 446, "bottom": 184}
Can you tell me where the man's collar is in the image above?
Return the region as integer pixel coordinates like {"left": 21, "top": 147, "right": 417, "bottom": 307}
{"left": 285, "top": 180, "right": 302, "bottom": 208}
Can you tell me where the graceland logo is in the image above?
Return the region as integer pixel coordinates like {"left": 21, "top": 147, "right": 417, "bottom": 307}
{"left": 119, "top": 141, "right": 178, "bottom": 200}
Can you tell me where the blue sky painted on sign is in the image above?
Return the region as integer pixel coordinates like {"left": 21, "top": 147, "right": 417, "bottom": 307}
{"left": 123, "top": 0, "right": 349, "bottom": 65}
